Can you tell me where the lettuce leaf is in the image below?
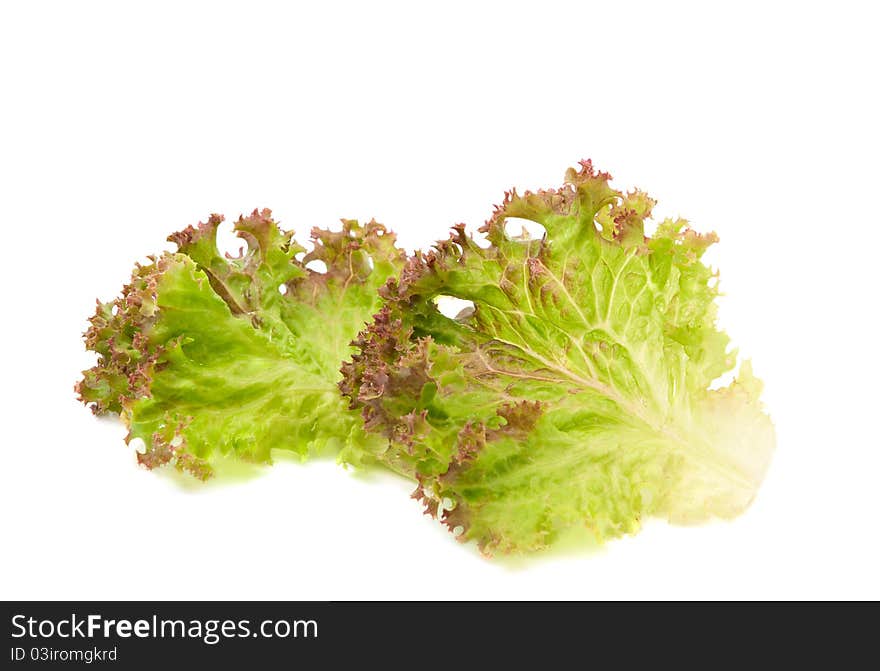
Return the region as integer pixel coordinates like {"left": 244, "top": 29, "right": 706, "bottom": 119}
{"left": 77, "top": 209, "right": 404, "bottom": 479}
{"left": 341, "top": 162, "right": 775, "bottom": 553}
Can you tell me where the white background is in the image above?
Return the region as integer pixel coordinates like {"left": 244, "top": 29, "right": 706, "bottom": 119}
{"left": 1, "top": 1, "right": 878, "bottom": 600}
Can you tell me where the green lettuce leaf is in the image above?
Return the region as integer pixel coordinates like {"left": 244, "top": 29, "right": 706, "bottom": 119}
{"left": 341, "top": 161, "right": 775, "bottom": 554}
{"left": 77, "top": 209, "right": 404, "bottom": 478}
